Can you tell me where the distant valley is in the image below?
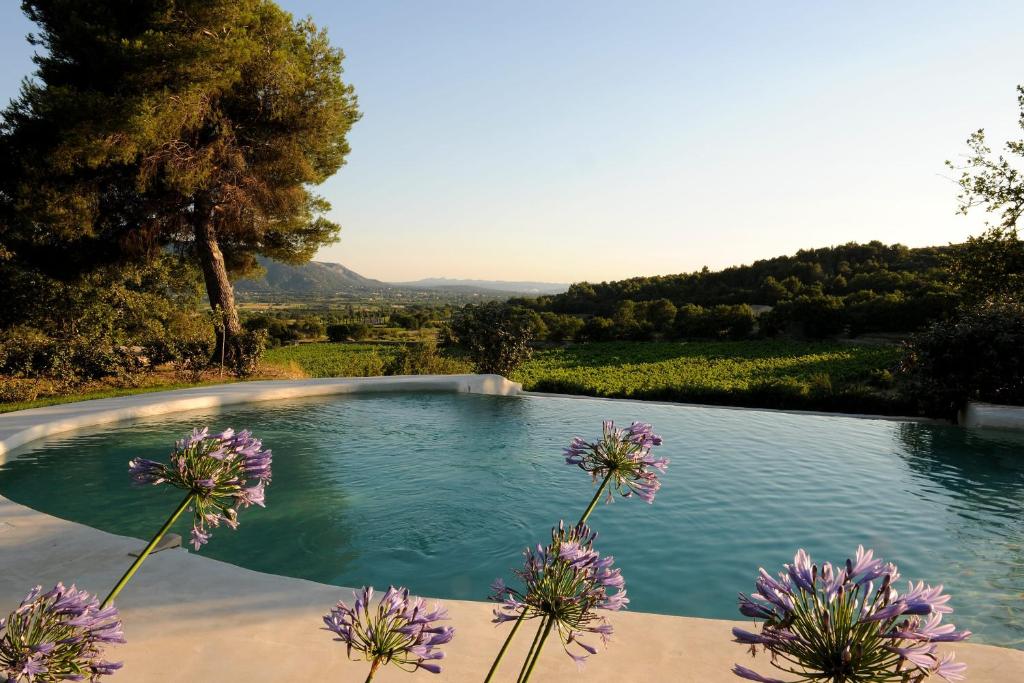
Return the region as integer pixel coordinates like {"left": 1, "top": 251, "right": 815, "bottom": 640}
{"left": 235, "top": 257, "right": 568, "bottom": 302}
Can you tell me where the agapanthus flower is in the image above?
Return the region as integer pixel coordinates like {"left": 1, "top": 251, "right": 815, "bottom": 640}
{"left": 323, "top": 586, "right": 453, "bottom": 679}
{"left": 490, "top": 521, "right": 627, "bottom": 667}
{"left": 565, "top": 421, "right": 667, "bottom": 503}
{"left": 128, "top": 427, "right": 272, "bottom": 550}
{"left": 0, "top": 583, "right": 124, "bottom": 682}
{"left": 732, "top": 546, "right": 971, "bottom": 683}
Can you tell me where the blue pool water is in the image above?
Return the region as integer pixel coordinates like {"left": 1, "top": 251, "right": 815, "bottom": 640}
{"left": 0, "top": 393, "right": 1021, "bottom": 648}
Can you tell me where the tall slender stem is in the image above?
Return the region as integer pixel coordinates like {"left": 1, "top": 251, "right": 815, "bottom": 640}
{"left": 364, "top": 658, "right": 381, "bottom": 683}
{"left": 516, "top": 617, "right": 548, "bottom": 683}
{"left": 579, "top": 470, "right": 615, "bottom": 526}
{"left": 482, "top": 610, "right": 526, "bottom": 683}
{"left": 519, "top": 617, "right": 555, "bottom": 683}
{"left": 101, "top": 492, "right": 193, "bottom": 609}
{"left": 482, "top": 469, "right": 617, "bottom": 682}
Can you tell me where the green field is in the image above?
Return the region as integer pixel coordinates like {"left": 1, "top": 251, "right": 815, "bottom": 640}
{"left": 266, "top": 340, "right": 909, "bottom": 415}
{"left": 264, "top": 343, "right": 399, "bottom": 377}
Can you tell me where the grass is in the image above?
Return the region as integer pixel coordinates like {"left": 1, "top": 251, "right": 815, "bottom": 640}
{"left": 266, "top": 339, "right": 911, "bottom": 415}
{"left": 264, "top": 343, "right": 397, "bottom": 377}
{"left": 2, "top": 340, "right": 911, "bottom": 416}
{"left": 510, "top": 340, "right": 909, "bottom": 414}
{"left": 0, "top": 380, "right": 236, "bottom": 414}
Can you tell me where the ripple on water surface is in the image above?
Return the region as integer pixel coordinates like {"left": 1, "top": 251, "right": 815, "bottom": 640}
{"left": 1, "top": 393, "right": 1022, "bottom": 649}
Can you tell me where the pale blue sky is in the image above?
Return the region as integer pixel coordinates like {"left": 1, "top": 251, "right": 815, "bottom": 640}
{"left": 2, "top": 1, "right": 1023, "bottom": 282}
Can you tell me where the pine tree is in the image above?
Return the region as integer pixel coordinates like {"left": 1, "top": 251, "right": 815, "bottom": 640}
{"left": 0, "top": 1, "right": 359, "bottom": 359}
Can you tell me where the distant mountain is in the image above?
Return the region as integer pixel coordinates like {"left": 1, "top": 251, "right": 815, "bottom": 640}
{"left": 234, "top": 258, "right": 550, "bottom": 301}
{"left": 393, "top": 278, "right": 569, "bottom": 295}
{"left": 235, "top": 257, "right": 392, "bottom": 296}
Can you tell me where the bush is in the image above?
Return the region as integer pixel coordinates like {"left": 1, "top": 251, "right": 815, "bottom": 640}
{"left": 0, "top": 326, "right": 146, "bottom": 389}
{"left": 763, "top": 295, "right": 846, "bottom": 338}
{"left": 385, "top": 338, "right": 466, "bottom": 376}
{"left": 326, "top": 323, "right": 370, "bottom": 342}
{"left": 539, "top": 312, "right": 584, "bottom": 343}
{"left": 644, "top": 299, "right": 677, "bottom": 333}
{"left": 144, "top": 312, "right": 215, "bottom": 381}
{"left": 447, "top": 303, "right": 534, "bottom": 376}
{"left": 580, "top": 316, "right": 615, "bottom": 342}
{"left": 746, "top": 377, "right": 811, "bottom": 407}
{"left": 245, "top": 316, "right": 300, "bottom": 346}
{"left": 0, "top": 256, "right": 204, "bottom": 389}
{"left": 900, "top": 299, "right": 1024, "bottom": 416}
{"left": 231, "top": 329, "right": 268, "bottom": 378}
{"left": 0, "top": 377, "right": 41, "bottom": 403}
{"left": 672, "top": 304, "right": 754, "bottom": 340}
{"left": 845, "top": 291, "right": 958, "bottom": 336}
{"left": 0, "top": 326, "right": 54, "bottom": 378}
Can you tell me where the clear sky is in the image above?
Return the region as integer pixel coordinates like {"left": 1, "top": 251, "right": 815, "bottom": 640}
{"left": 2, "top": 1, "right": 1023, "bottom": 283}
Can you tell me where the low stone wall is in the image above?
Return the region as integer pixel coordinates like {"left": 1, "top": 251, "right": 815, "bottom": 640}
{"left": 959, "top": 400, "right": 1024, "bottom": 430}
{"left": 0, "top": 375, "right": 522, "bottom": 464}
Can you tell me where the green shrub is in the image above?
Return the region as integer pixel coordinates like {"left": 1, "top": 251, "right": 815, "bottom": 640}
{"left": 231, "top": 329, "right": 268, "bottom": 378}
{"left": 447, "top": 303, "right": 534, "bottom": 376}
{"left": 385, "top": 338, "right": 468, "bottom": 376}
{"left": 326, "top": 323, "right": 371, "bottom": 342}
{"left": 746, "top": 377, "right": 811, "bottom": 407}
{"left": 763, "top": 295, "right": 846, "bottom": 338}
{"left": 580, "top": 316, "right": 615, "bottom": 342}
{"left": 144, "top": 312, "right": 214, "bottom": 381}
{"left": 900, "top": 299, "right": 1024, "bottom": 416}
{"left": 539, "top": 312, "right": 585, "bottom": 343}
{"left": 0, "top": 377, "right": 41, "bottom": 403}
{"left": 672, "top": 304, "right": 754, "bottom": 340}
{"left": 807, "top": 373, "right": 833, "bottom": 396}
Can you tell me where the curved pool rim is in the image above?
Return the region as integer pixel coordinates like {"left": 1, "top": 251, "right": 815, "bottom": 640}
{"left": 0, "top": 375, "right": 523, "bottom": 465}
{"left": 1, "top": 374, "right": 948, "bottom": 466}
{"left": 1, "top": 377, "right": 1022, "bottom": 681}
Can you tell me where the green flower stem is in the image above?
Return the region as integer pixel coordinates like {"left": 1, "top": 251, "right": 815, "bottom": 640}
{"left": 483, "top": 469, "right": 615, "bottom": 682}
{"left": 516, "top": 616, "right": 548, "bottom": 683}
{"left": 578, "top": 470, "right": 615, "bottom": 526}
{"left": 519, "top": 617, "right": 555, "bottom": 683}
{"left": 482, "top": 609, "right": 526, "bottom": 683}
{"left": 101, "top": 492, "right": 193, "bottom": 609}
{"left": 364, "top": 658, "right": 381, "bottom": 683}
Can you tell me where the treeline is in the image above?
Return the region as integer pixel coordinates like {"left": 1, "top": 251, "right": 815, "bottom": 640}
{"left": 242, "top": 304, "right": 450, "bottom": 346}
{"left": 511, "top": 241, "right": 960, "bottom": 339}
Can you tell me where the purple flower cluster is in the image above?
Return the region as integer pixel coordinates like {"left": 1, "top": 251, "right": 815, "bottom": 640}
{"left": 128, "top": 427, "right": 272, "bottom": 549}
{"left": 565, "top": 421, "right": 667, "bottom": 503}
{"left": 490, "top": 521, "right": 626, "bottom": 667}
{"left": 0, "top": 583, "right": 124, "bottom": 682}
{"left": 732, "top": 546, "right": 970, "bottom": 683}
{"left": 323, "top": 586, "right": 454, "bottom": 676}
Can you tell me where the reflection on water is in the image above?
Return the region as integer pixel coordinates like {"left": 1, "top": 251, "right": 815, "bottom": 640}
{"left": 1, "top": 394, "right": 1022, "bottom": 649}
{"left": 895, "top": 423, "right": 1024, "bottom": 647}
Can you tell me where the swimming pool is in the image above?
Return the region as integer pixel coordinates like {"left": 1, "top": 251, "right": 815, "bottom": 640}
{"left": 1, "top": 392, "right": 1021, "bottom": 649}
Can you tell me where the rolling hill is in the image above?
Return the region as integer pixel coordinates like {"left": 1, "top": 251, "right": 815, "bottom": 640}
{"left": 234, "top": 258, "right": 568, "bottom": 301}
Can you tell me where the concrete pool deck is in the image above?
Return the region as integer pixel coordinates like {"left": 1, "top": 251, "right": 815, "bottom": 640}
{"left": 2, "top": 496, "right": 1020, "bottom": 682}
{"left": 0, "top": 378, "right": 1021, "bottom": 681}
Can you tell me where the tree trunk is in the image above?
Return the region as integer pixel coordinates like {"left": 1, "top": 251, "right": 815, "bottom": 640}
{"left": 193, "top": 198, "right": 242, "bottom": 364}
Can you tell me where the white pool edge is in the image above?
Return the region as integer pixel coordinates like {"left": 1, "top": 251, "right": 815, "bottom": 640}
{"left": 521, "top": 390, "right": 943, "bottom": 423}
{"left": 0, "top": 374, "right": 521, "bottom": 464}
{"left": 959, "top": 400, "right": 1024, "bottom": 431}
{"left": 1, "top": 378, "right": 1020, "bottom": 679}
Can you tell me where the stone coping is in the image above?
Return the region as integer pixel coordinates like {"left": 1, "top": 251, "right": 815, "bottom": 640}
{"left": 0, "top": 375, "right": 522, "bottom": 464}
{"left": 1, "top": 496, "right": 1019, "bottom": 682}
{"left": 960, "top": 400, "right": 1024, "bottom": 431}
{"left": 0, "top": 379, "right": 1020, "bottom": 680}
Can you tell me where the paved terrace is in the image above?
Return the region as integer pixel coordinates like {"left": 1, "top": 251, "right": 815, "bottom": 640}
{"left": 0, "top": 378, "right": 1020, "bottom": 681}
